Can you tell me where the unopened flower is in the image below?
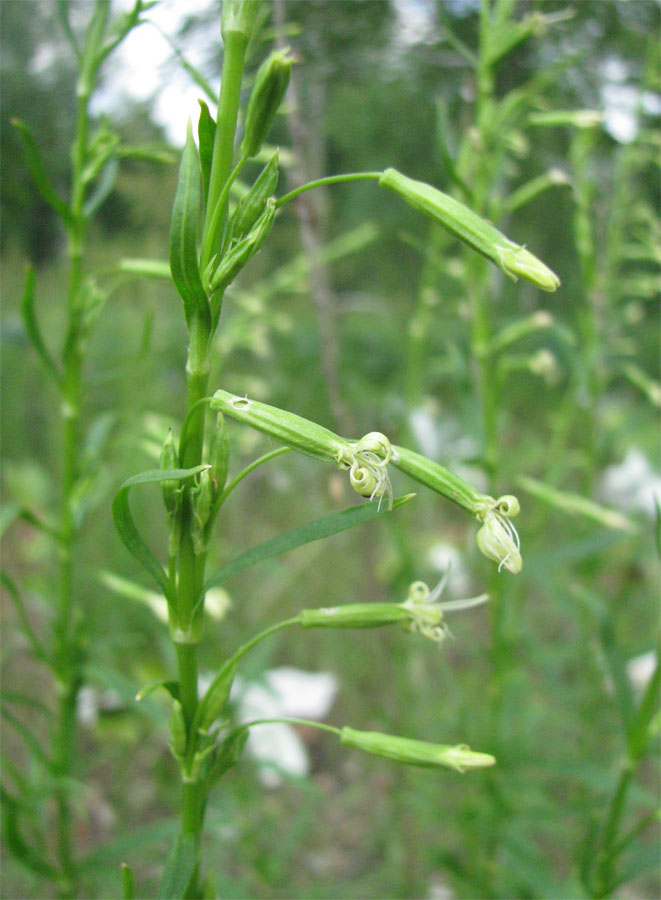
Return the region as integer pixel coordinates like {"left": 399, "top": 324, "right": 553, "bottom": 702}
{"left": 475, "top": 497, "right": 522, "bottom": 574}
{"left": 340, "top": 726, "right": 496, "bottom": 772}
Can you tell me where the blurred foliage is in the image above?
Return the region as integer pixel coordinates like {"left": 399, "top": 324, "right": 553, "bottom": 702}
{"left": 1, "top": 1, "right": 659, "bottom": 898}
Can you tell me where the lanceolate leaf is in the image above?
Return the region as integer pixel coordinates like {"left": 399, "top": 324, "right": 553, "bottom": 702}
{"left": 204, "top": 494, "right": 415, "bottom": 590}
{"left": 12, "top": 120, "right": 74, "bottom": 228}
{"left": 159, "top": 833, "right": 198, "bottom": 900}
{"left": 83, "top": 157, "right": 119, "bottom": 217}
{"left": 20, "top": 266, "right": 61, "bottom": 385}
{"left": 112, "top": 466, "right": 208, "bottom": 601}
{"left": 169, "top": 125, "right": 211, "bottom": 331}
{"left": 197, "top": 100, "right": 216, "bottom": 209}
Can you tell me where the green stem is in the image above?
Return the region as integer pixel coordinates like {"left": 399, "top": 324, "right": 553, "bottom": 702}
{"left": 171, "top": 26, "right": 252, "bottom": 895}
{"left": 215, "top": 446, "right": 291, "bottom": 508}
{"left": 235, "top": 717, "right": 341, "bottom": 738}
{"left": 591, "top": 656, "right": 660, "bottom": 897}
{"left": 222, "top": 617, "right": 300, "bottom": 671}
{"left": 276, "top": 171, "right": 382, "bottom": 208}
{"left": 200, "top": 154, "right": 248, "bottom": 271}
{"left": 203, "top": 29, "right": 250, "bottom": 268}
{"left": 52, "top": 81, "right": 92, "bottom": 899}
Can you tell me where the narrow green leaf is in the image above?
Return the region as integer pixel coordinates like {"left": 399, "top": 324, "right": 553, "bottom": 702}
{"left": 12, "top": 120, "right": 74, "bottom": 227}
{"left": 169, "top": 125, "right": 211, "bottom": 331}
{"left": 0, "top": 503, "right": 62, "bottom": 542}
{"left": 83, "top": 157, "right": 119, "bottom": 218}
{"left": 204, "top": 494, "right": 415, "bottom": 590}
{"left": 135, "top": 679, "right": 180, "bottom": 702}
{"left": 20, "top": 266, "right": 61, "bottom": 384}
{"left": 121, "top": 862, "right": 135, "bottom": 900}
{"left": 119, "top": 258, "right": 171, "bottom": 279}
{"left": 0, "top": 787, "right": 57, "bottom": 878}
{"left": 198, "top": 100, "right": 217, "bottom": 209}
{"left": 573, "top": 585, "right": 634, "bottom": 733}
{"left": 1, "top": 571, "right": 50, "bottom": 665}
{"left": 205, "top": 728, "right": 249, "bottom": 788}
{"left": 516, "top": 474, "right": 637, "bottom": 532}
{"left": 80, "top": 818, "right": 179, "bottom": 872}
{"left": 57, "top": 1, "right": 81, "bottom": 59}
{"left": 1, "top": 707, "right": 51, "bottom": 768}
{"left": 84, "top": 663, "right": 165, "bottom": 724}
{"left": 159, "top": 833, "right": 198, "bottom": 900}
{"left": 112, "top": 466, "right": 208, "bottom": 601}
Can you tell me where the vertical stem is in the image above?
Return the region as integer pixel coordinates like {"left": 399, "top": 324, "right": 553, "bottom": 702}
{"left": 171, "top": 23, "right": 251, "bottom": 894}
{"left": 202, "top": 29, "right": 249, "bottom": 271}
{"left": 52, "top": 84, "right": 90, "bottom": 899}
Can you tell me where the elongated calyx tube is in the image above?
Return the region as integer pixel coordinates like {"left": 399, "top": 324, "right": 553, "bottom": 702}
{"left": 210, "top": 390, "right": 393, "bottom": 507}
{"left": 340, "top": 727, "right": 496, "bottom": 772}
{"left": 298, "top": 578, "right": 488, "bottom": 644}
{"left": 391, "top": 446, "right": 522, "bottom": 573}
{"left": 241, "top": 49, "right": 295, "bottom": 159}
{"left": 379, "top": 168, "right": 560, "bottom": 292}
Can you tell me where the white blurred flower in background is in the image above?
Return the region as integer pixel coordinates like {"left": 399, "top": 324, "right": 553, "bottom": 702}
{"left": 231, "top": 668, "right": 338, "bottom": 788}
{"left": 598, "top": 449, "right": 661, "bottom": 518}
{"left": 627, "top": 651, "right": 658, "bottom": 694}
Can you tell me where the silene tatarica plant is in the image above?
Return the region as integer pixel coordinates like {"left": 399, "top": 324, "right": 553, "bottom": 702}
{"left": 110, "top": 0, "right": 559, "bottom": 893}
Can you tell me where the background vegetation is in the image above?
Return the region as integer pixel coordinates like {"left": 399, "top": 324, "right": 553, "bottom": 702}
{"left": 1, "top": 1, "right": 659, "bottom": 898}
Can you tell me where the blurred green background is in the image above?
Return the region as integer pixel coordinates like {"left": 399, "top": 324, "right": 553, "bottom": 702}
{"left": 1, "top": 1, "right": 659, "bottom": 898}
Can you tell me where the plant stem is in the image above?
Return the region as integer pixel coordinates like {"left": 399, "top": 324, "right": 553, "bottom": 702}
{"left": 51, "top": 80, "right": 91, "bottom": 899}
{"left": 202, "top": 29, "right": 250, "bottom": 270}
{"left": 171, "top": 23, "right": 252, "bottom": 894}
{"left": 216, "top": 446, "right": 291, "bottom": 508}
{"left": 276, "top": 171, "right": 382, "bottom": 208}
{"left": 235, "top": 717, "right": 341, "bottom": 737}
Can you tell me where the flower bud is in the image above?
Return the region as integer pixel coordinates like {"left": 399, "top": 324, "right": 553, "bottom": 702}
{"left": 340, "top": 727, "right": 496, "bottom": 772}
{"left": 191, "top": 469, "right": 215, "bottom": 556}
{"left": 208, "top": 198, "right": 276, "bottom": 291}
{"left": 355, "top": 431, "right": 392, "bottom": 464}
{"left": 349, "top": 463, "right": 379, "bottom": 499}
{"left": 160, "top": 429, "right": 180, "bottom": 516}
{"left": 379, "top": 168, "right": 559, "bottom": 292}
{"left": 241, "top": 50, "right": 295, "bottom": 159}
{"left": 231, "top": 151, "right": 279, "bottom": 240}
{"left": 194, "top": 661, "right": 237, "bottom": 735}
{"left": 209, "top": 413, "right": 230, "bottom": 493}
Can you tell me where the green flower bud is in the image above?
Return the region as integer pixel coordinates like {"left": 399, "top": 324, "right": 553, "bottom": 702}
{"left": 340, "top": 727, "right": 496, "bottom": 772}
{"left": 191, "top": 469, "right": 215, "bottom": 556}
{"left": 241, "top": 49, "right": 295, "bottom": 159}
{"left": 160, "top": 429, "right": 180, "bottom": 516}
{"left": 231, "top": 151, "right": 279, "bottom": 240}
{"left": 209, "top": 413, "right": 230, "bottom": 493}
{"left": 221, "top": 0, "right": 259, "bottom": 41}
{"left": 208, "top": 198, "right": 276, "bottom": 292}
{"left": 194, "top": 661, "right": 237, "bottom": 735}
{"left": 349, "top": 463, "right": 380, "bottom": 499}
{"left": 379, "top": 168, "right": 560, "bottom": 292}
